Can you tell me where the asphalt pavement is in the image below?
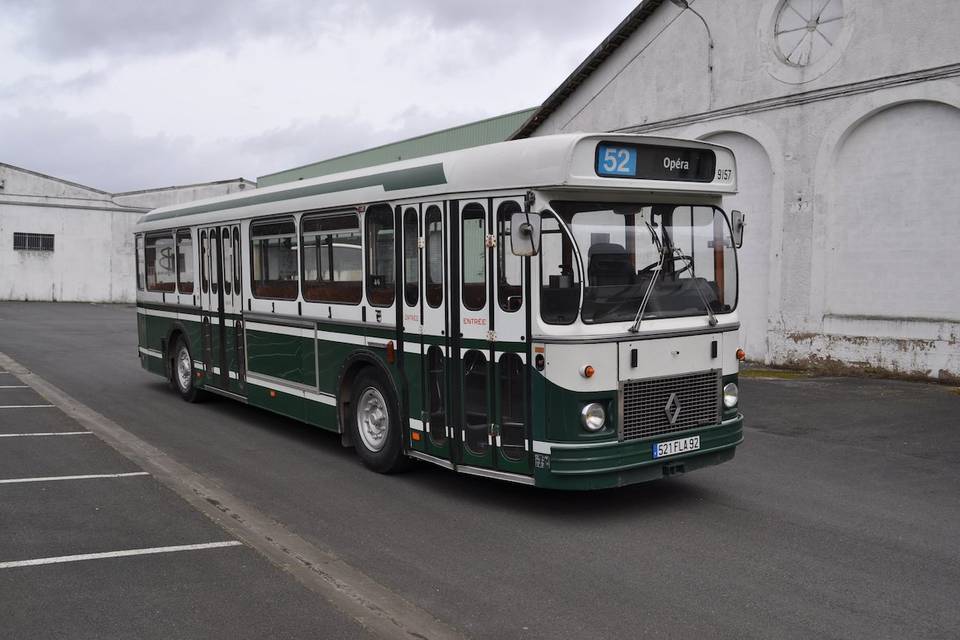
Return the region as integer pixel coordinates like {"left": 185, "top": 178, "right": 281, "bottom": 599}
{"left": 1, "top": 302, "right": 958, "bottom": 639}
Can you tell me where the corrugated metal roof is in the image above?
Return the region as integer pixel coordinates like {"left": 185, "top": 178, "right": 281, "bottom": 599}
{"left": 258, "top": 107, "right": 537, "bottom": 187}
{"left": 510, "top": 0, "right": 666, "bottom": 140}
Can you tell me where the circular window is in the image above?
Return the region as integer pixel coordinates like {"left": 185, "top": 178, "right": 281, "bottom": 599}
{"left": 774, "top": 0, "right": 845, "bottom": 67}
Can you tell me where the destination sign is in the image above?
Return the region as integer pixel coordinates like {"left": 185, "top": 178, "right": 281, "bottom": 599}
{"left": 595, "top": 142, "right": 717, "bottom": 182}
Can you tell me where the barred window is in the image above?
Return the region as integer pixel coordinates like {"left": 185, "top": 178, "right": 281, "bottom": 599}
{"left": 13, "top": 232, "right": 54, "bottom": 252}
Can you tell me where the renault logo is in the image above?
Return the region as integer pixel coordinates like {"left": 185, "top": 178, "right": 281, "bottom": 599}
{"left": 664, "top": 392, "right": 681, "bottom": 425}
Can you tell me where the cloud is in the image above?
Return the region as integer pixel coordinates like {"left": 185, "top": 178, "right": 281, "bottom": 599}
{"left": 7, "top": 0, "right": 636, "bottom": 61}
{"left": 0, "top": 107, "right": 484, "bottom": 192}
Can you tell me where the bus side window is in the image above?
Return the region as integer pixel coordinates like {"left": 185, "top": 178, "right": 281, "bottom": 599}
{"left": 302, "top": 213, "right": 362, "bottom": 304}
{"left": 499, "top": 353, "right": 526, "bottom": 461}
{"left": 250, "top": 218, "right": 299, "bottom": 300}
{"left": 539, "top": 214, "right": 580, "bottom": 325}
{"left": 135, "top": 235, "right": 144, "bottom": 291}
{"left": 233, "top": 228, "right": 241, "bottom": 296}
{"left": 463, "top": 350, "right": 488, "bottom": 455}
{"left": 200, "top": 230, "right": 208, "bottom": 294}
{"left": 403, "top": 207, "right": 419, "bottom": 307}
{"left": 176, "top": 229, "right": 194, "bottom": 294}
{"left": 222, "top": 227, "right": 233, "bottom": 296}
{"left": 497, "top": 200, "right": 522, "bottom": 312}
{"left": 461, "top": 203, "right": 486, "bottom": 311}
{"left": 425, "top": 206, "right": 443, "bottom": 308}
{"left": 427, "top": 345, "right": 446, "bottom": 446}
{"left": 145, "top": 232, "right": 177, "bottom": 293}
{"left": 210, "top": 228, "right": 220, "bottom": 296}
{"left": 365, "top": 204, "right": 395, "bottom": 307}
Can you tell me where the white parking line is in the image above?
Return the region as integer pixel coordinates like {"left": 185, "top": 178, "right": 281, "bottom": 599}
{"left": 0, "top": 405, "right": 55, "bottom": 409}
{"left": 0, "top": 541, "right": 244, "bottom": 569}
{"left": 0, "top": 432, "right": 92, "bottom": 438}
{"left": 0, "top": 385, "right": 29, "bottom": 389}
{"left": 0, "top": 471, "right": 150, "bottom": 485}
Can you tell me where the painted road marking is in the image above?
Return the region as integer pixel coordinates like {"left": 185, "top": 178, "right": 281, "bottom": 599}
{"left": 0, "top": 349, "right": 467, "bottom": 640}
{"left": 0, "top": 471, "right": 150, "bottom": 485}
{"left": 0, "top": 385, "right": 29, "bottom": 389}
{"left": 0, "top": 431, "right": 92, "bottom": 438}
{"left": 0, "top": 405, "right": 56, "bottom": 409}
{"left": 0, "top": 541, "right": 244, "bottom": 569}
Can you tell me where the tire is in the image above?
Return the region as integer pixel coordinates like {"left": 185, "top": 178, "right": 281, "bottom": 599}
{"left": 349, "top": 368, "right": 408, "bottom": 473}
{"left": 170, "top": 336, "right": 203, "bottom": 403}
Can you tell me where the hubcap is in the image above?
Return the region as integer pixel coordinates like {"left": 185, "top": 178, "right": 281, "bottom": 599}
{"left": 176, "top": 345, "right": 192, "bottom": 392}
{"left": 356, "top": 387, "right": 389, "bottom": 452}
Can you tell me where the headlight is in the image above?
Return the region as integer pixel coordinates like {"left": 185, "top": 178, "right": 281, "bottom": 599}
{"left": 723, "top": 382, "right": 739, "bottom": 408}
{"left": 581, "top": 403, "right": 606, "bottom": 432}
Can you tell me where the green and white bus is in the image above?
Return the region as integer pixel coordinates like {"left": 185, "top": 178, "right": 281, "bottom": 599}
{"left": 135, "top": 133, "right": 745, "bottom": 490}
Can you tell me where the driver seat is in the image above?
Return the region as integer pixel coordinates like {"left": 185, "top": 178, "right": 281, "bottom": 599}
{"left": 587, "top": 243, "right": 635, "bottom": 286}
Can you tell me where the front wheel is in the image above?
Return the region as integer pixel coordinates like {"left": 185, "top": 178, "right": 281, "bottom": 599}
{"left": 349, "top": 369, "right": 407, "bottom": 473}
{"left": 171, "top": 337, "right": 203, "bottom": 403}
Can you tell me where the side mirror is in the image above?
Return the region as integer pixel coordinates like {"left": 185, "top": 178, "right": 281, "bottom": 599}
{"left": 731, "top": 210, "right": 746, "bottom": 248}
{"left": 510, "top": 212, "right": 541, "bottom": 256}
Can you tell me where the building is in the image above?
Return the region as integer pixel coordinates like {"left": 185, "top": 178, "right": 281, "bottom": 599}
{"left": 258, "top": 108, "right": 536, "bottom": 186}
{"left": 513, "top": 0, "right": 960, "bottom": 381}
{"left": 0, "top": 163, "right": 251, "bottom": 302}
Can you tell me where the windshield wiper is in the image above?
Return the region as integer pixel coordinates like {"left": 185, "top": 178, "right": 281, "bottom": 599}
{"left": 628, "top": 246, "right": 665, "bottom": 333}
{"left": 629, "top": 247, "right": 718, "bottom": 332}
{"left": 671, "top": 250, "right": 719, "bottom": 327}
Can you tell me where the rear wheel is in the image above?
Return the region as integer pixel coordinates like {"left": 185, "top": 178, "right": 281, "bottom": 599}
{"left": 349, "top": 368, "right": 407, "bottom": 473}
{"left": 171, "top": 337, "right": 203, "bottom": 403}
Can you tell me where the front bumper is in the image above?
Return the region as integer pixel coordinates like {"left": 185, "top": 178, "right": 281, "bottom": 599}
{"left": 533, "top": 414, "right": 743, "bottom": 490}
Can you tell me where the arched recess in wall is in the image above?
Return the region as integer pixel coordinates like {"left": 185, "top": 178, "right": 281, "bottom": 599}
{"left": 700, "top": 132, "right": 774, "bottom": 360}
{"left": 824, "top": 101, "right": 960, "bottom": 322}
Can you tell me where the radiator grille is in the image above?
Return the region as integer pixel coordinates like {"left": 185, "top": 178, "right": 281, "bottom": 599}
{"left": 620, "top": 370, "right": 721, "bottom": 441}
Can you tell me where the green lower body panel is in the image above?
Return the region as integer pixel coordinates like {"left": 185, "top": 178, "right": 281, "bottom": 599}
{"left": 533, "top": 416, "right": 743, "bottom": 490}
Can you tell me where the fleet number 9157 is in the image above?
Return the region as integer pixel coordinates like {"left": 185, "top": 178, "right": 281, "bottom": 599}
{"left": 716, "top": 168, "right": 733, "bottom": 181}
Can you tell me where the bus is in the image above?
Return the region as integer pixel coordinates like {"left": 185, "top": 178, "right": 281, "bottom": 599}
{"left": 134, "top": 133, "right": 745, "bottom": 490}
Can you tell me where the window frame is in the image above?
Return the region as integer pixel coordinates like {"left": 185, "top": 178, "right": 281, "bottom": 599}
{"left": 424, "top": 205, "right": 444, "bottom": 309}
{"left": 403, "top": 207, "right": 420, "bottom": 308}
{"left": 176, "top": 228, "right": 195, "bottom": 295}
{"left": 461, "top": 202, "right": 487, "bottom": 312}
{"left": 364, "top": 203, "right": 396, "bottom": 308}
{"left": 249, "top": 216, "right": 299, "bottom": 301}
{"left": 300, "top": 210, "right": 363, "bottom": 305}
{"left": 496, "top": 200, "right": 523, "bottom": 313}
{"left": 144, "top": 230, "right": 177, "bottom": 293}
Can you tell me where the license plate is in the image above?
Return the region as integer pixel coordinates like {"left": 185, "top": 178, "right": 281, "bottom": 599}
{"left": 652, "top": 436, "right": 700, "bottom": 459}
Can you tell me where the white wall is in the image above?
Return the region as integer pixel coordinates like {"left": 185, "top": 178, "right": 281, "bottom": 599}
{"left": 529, "top": 0, "right": 960, "bottom": 379}
{"left": 0, "top": 165, "right": 252, "bottom": 303}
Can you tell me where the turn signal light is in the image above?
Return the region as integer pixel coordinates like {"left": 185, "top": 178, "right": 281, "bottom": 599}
{"left": 411, "top": 431, "right": 421, "bottom": 442}
{"left": 580, "top": 365, "right": 595, "bottom": 378}
{"left": 269, "top": 390, "right": 277, "bottom": 398}
{"left": 386, "top": 340, "right": 396, "bottom": 364}
{"left": 736, "top": 348, "right": 746, "bottom": 361}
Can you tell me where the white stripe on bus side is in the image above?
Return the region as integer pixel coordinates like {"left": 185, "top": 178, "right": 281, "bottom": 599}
{"left": 245, "top": 321, "right": 308, "bottom": 338}
{"left": 136, "top": 307, "right": 204, "bottom": 324}
{"left": 138, "top": 347, "right": 163, "bottom": 359}
{"left": 245, "top": 374, "right": 337, "bottom": 406}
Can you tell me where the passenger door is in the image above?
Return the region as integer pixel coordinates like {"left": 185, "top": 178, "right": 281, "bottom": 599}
{"left": 492, "top": 197, "right": 532, "bottom": 474}
{"left": 419, "top": 203, "right": 451, "bottom": 461}
{"left": 456, "top": 199, "right": 494, "bottom": 469}
{"left": 219, "top": 225, "right": 244, "bottom": 394}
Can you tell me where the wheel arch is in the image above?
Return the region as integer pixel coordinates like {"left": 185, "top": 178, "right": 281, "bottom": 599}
{"left": 336, "top": 349, "right": 407, "bottom": 449}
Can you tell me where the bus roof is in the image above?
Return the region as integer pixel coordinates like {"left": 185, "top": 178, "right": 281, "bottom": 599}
{"left": 135, "top": 133, "right": 737, "bottom": 231}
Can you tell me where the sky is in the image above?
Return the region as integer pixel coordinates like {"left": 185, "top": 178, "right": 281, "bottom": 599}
{"left": 0, "top": 0, "right": 638, "bottom": 192}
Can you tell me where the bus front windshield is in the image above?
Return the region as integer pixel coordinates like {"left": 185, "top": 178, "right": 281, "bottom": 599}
{"left": 541, "top": 202, "right": 738, "bottom": 325}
